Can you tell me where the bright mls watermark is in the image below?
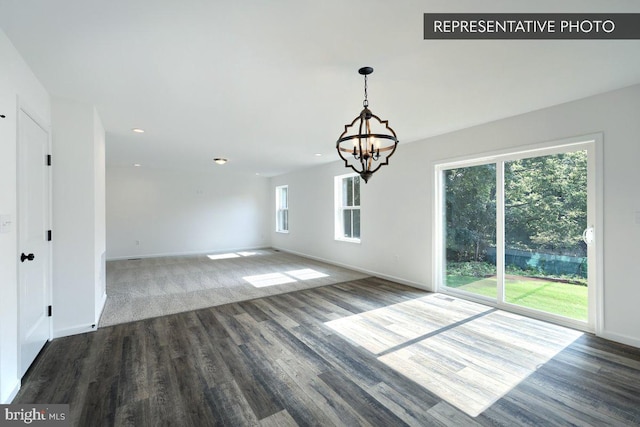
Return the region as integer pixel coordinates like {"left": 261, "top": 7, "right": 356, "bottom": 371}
{"left": 0, "top": 405, "right": 69, "bottom": 426}
{"left": 424, "top": 14, "right": 640, "bottom": 39}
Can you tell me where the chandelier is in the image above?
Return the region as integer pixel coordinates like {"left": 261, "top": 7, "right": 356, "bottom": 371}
{"left": 336, "top": 67, "right": 398, "bottom": 183}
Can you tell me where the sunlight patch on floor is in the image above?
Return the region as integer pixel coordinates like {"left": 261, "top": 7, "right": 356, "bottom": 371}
{"left": 326, "top": 294, "right": 488, "bottom": 354}
{"left": 286, "top": 269, "right": 329, "bottom": 280}
{"left": 325, "top": 295, "right": 583, "bottom": 417}
{"left": 243, "top": 273, "right": 297, "bottom": 287}
{"left": 207, "top": 251, "right": 259, "bottom": 260}
{"left": 244, "top": 269, "right": 329, "bottom": 287}
{"left": 237, "top": 251, "right": 258, "bottom": 257}
{"left": 207, "top": 253, "right": 240, "bottom": 260}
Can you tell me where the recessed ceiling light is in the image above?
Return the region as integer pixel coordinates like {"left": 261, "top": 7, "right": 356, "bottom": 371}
{"left": 133, "top": 163, "right": 141, "bottom": 167}
{"left": 213, "top": 158, "right": 228, "bottom": 165}
{"left": 132, "top": 128, "right": 145, "bottom": 133}
{"left": 314, "top": 153, "right": 322, "bottom": 157}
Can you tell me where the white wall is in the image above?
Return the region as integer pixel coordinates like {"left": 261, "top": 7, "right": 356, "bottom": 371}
{"left": 106, "top": 166, "right": 270, "bottom": 259}
{"left": 51, "top": 98, "right": 106, "bottom": 338}
{"left": 271, "top": 84, "right": 640, "bottom": 348}
{"left": 0, "top": 29, "right": 50, "bottom": 403}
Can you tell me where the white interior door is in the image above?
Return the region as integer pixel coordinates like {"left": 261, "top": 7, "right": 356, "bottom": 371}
{"left": 18, "top": 107, "right": 51, "bottom": 377}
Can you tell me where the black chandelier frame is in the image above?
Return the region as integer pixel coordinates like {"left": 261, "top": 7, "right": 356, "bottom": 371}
{"left": 336, "top": 66, "right": 398, "bottom": 183}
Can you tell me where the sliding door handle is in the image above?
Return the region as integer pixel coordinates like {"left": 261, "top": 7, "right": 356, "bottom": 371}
{"left": 582, "top": 226, "right": 594, "bottom": 245}
{"left": 20, "top": 253, "right": 35, "bottom": 262}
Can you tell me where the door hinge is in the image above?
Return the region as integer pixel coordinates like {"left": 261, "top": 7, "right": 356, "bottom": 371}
{"left": 47, "top": 230, "right": 52, "bottom": 241}
{"left": 46, "top": 154, "right": 52, "bottom": 166}
{"left": 47, "top": 305, "right": 52, "bottom": 317}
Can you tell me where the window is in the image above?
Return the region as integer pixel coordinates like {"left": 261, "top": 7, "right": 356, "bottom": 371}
{"left": 335, "top": 173, "right": 361, "bottom": 242}
{"left": 275, "top": 185, "right": 288, "bottom": 233}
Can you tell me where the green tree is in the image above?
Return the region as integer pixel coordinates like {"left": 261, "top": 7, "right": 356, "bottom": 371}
{"left": 445, "top": 164, "right": 496, "bottom": 262}
{"left": 505, "top": 151, "right": 587, "bottom": 256}
{"left": 445, "top": 150, "right": 588, "bottom": 262}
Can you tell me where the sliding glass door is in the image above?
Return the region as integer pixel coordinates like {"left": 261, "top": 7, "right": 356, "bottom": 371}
{"left": 437, "top": 138, "right": 599, "bottom": 330}
{"left": 504, "top": 152, "right": 588, "bottom": 321}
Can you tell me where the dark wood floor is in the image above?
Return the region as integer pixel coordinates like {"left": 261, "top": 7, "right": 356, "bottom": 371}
{"left": 15, "top": 277, "right": 640, "bottom": 426}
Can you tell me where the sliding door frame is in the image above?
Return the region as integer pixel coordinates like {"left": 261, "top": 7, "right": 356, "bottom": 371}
{"left": 433, "top": 133, "right": 603, "bottom": 334}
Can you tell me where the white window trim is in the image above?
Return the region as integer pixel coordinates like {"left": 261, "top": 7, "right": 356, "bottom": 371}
{"left": 334, "top": 173, "right": 361, "bottom": 243}
{"left": 275, "top": 185, "right": 289, "bottom": 233}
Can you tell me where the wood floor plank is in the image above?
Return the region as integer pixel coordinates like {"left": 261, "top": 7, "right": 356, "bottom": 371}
{"left": 214, "top": 337, "right": 283, "bottom": 420}
{"left": 77, "top": 376, "right": 119, "bottom": 426}
{"left": 366, "top": 382, "right": 446, "bottom": 427}
{"left": 503, "top": 379, "right": 618, "bottom": 427}
{"left": 194, "top": 307, "right": 231, "bottom": 341}
{"left": 170, "top": 354, "right": 218, "bottom": 426}
{"left": 117, "top": 323, "right": 149, "bottom": 406}
{"left": 236, "top": 300, "right": 271, "bottom": 323}
{"left": 145, "top": 338, "right": 190, "bottom": 426}
{"left": 185, "top": 328, "right": 235, "bottom": 389}
{"left": 250, "top": 298, "right": 300, "bottom": 330}
{"left": 259, "top": 410, "right": 297, "bottom": 427}
{"left": 259, "top": 319, "right": 334, "bottom": 374}
{"left": 274, "top": 353, "right": 373, "bottom": 427}
{"left": 303, "top": 287, "right": 360, "bottom": 317}
{"left": 268, "top": 293, "right": 334, "bottom": 325}
{"left": 12, "top": 276, "right": 640, "bottom": 426}
{"left": 204, "top": 379, "right": 261, "bottom": 426}
{"left": 318, "top": 369, "right": 410, "bottom": 427}
{"left": 288, "top": 326, "right": 385, "bottom": 388}
{"left": 427, "top": 401, "right": 483, "bottom": 427}
{"left": 113, "top": 398, "right": 150, "bottom": 427}
{"left": 534, "top": 358, "right": 640, "bottom": 424}
{"left": 238, "top": 340, "right": 337, "bottom": 426}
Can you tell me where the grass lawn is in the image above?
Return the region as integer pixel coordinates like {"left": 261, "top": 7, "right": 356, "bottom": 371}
{"left": 445, "top": 275, "right": 587, "bottom": 321}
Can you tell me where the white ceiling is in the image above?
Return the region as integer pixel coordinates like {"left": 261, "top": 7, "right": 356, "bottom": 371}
{"left": 1, "top": 0, "right": 640, "bottom": 177}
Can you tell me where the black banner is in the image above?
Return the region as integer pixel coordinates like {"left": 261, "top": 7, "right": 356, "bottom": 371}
{"left": 424, "top": 13, "right": 640, "bottom": 39}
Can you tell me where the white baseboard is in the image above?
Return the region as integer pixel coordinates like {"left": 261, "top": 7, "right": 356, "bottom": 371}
{"left": 1, "top": 380, "right": 20, "bottom": 404}
{"left": 599, "top": 329, "right": 640, "bottom": 349}
{"left": 273, "top": 247, "right": 433, "bottom": 292}
{"left": 106, "top": 245, "right": 270, "bottom": 261}
{"left": 52, "top": 323, "right": 97, "bottom": 339}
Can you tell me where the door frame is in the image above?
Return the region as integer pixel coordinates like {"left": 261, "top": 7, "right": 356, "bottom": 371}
{"left": 16, "top": 98, "right": 52, "bottom": 375}
{"left": 433, "top": 133, "right": 603, "bottom": 334}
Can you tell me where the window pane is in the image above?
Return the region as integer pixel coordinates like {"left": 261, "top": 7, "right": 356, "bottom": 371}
{"left": 354, "top": 176, "right": 360, "bottom": 206}
{"left": 343, "top": 209, "right": 352, "bottom": 238}
{"left": 342, "top": 178, "right": 348, "bottom": 207}
{"left": 444, "top": 164, "right": 497, "bottom": 298}
{"left": 353, "top": 209, "right": 360, "bottom": 239}
{"left": 283, "top": 210, "right": 288, "bottom": 231}
{"left": 343, "top": 177, "right": 354, "bottom": 207}
{"left": 281, "top": 187, "right": 288, "bottom": 209}
{"left": 504, "top": 151, "right": 587, "bottom": 320}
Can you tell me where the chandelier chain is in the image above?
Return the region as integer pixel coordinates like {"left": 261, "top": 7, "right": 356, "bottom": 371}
{"left": 363, "top": 75, "right": 369, "bottom": 108}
